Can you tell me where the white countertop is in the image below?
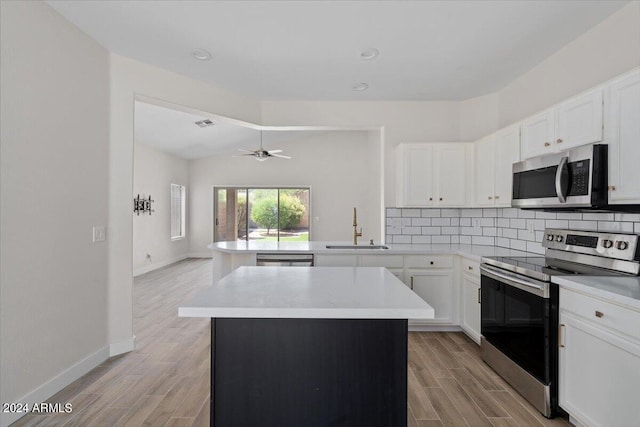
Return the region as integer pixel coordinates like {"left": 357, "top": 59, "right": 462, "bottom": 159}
{"left": 553, "top": 275, "right": 640, "bottom": 311}
{"left": 208, "top": 241, "right": 530, "bottom": 261}
{"left": 179, "top": 266, "right": 435, "bottom": 319}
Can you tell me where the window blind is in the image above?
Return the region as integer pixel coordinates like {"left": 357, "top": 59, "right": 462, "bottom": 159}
{"left": 171, "top": 184, "right": 185, "bottom": 239}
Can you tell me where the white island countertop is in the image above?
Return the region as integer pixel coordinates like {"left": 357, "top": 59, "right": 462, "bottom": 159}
{"left": 179, "top": 266, "right": 435, "bottom": 319}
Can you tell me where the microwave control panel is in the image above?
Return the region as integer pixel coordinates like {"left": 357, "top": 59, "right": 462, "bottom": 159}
{"left": 568, "top": 159, "right": 590, "bottom": 196}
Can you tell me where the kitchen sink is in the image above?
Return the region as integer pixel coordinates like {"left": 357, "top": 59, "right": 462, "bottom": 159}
{"left": 325, "top": 245, "right": 389, "bottom": 250}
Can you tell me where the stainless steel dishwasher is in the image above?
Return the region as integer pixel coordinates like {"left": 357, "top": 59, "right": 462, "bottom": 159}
{"left": 256, "top": 253, "right": 314, "bottom": 266}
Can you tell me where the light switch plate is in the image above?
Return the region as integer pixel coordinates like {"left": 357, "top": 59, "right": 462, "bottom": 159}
{"left": 93, "top": 226, "right": 106, "bottom": 242}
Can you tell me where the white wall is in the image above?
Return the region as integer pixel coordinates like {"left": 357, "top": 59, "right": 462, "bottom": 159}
{"left": 108, "top": 54, "right": 261, "bottom": 352}
{"left": 497, "top": 1, "right": 640, "bottom": 127}
{"left": 188, "top": 131, "right": 380, "bottom": 254}
{"left": 0, "top": 1, "right": 109, "bottom": 424}
{"left": 133, "top": 143, "right": 189, "bottom": 275}
{"left": 260, "top": 101, "right": 461, "bottom": 206}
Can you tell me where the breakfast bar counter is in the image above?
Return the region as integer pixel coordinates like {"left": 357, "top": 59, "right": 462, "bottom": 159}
{"left": 179, "top": 266, "right": 434, "bottom": 427}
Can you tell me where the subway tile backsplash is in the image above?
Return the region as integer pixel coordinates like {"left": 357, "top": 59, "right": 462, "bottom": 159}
{"left": 386, "top": 208, "right": 640, "bottom": 255}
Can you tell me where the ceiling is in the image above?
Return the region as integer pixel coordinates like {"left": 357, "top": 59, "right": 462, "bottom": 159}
{"left": 134, "top": 101, "right": 328, "bottom": 159}
{"left": 47, "top": 1, "right": 627, "bottom": 101}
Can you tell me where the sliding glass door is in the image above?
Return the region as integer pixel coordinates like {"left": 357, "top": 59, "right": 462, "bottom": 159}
{"left": 214, "top": 187, "right": 310, "bottom": 242}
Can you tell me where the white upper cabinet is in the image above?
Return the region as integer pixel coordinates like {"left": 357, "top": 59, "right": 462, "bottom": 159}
{"left": 521, "top": 88, "right": 603, "bottom": 160}
{"left": 435, "top": 144, "right": 470, "bottom": 206}
{"left": 396, "top": 143, "right": 471, "bottom": 207}
{"left": 474, "top": 125, "right": 520, "bottom": 207}
{"left": 398, "top": 144, "right": 435, "bottom": 206}
{"left": 521, "top": 109, "right": 556, "bottom": 159}
{"left": 605, "top": 68, "right": 640, "bottom": 205}
{"left": 474, "top": 135, "right": 496, "bottom": 207}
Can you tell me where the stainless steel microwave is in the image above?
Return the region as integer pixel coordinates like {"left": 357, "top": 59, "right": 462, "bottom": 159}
{"left": 512, "top": 144, "right": 608, "bottom": 209}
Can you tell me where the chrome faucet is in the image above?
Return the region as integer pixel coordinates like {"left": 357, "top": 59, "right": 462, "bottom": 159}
{"left": 353, "top": 207, "right": 363, "bottom": 245}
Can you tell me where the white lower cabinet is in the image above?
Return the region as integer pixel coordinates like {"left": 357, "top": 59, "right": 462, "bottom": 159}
{"left": 459, "top": 258, "right": 481, "bottom": 343}
{"left": 406, "top": 270, "right": 454, "bottom": 324}
{"left": 559, "top": 288, "right": 640, "bottom": 427}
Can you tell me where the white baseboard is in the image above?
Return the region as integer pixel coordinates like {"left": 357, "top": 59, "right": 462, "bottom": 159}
{"left": 0, "top": 345, "right": 110, "bottom": 427}
{"left": 188, "top": 252, "right": 211, "bottom": 258}
{"left": 408, "top": 324, "right": 463, "bottom": 332}
{"left": 109, "top": 335, "right": 135, "bottom": 357}
{"left": 133, "top": 254, "right": 189, "bottom": 277}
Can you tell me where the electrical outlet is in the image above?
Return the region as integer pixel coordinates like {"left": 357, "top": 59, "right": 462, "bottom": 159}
{"left": 92, "top": 226, "right": 106, "bottom": 242}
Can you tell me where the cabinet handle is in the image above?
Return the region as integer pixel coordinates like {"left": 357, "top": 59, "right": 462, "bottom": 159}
{"left": 595, "top": 310, "right": 604, "bottom": 318}
{"left": 494, "top": 195, "right": 500, "bottom": 199}
{"left": 488, "top": 196, "right": 493, "bottom": 200}
{"left": 608, "top": 185, "right": 616, "bottom": 191}
{"left": 558, "top": 323, "right": 565, "bottom": 348}
{"left": 544, "top": 142, "right": 551, "bottom": 147}
{"left": 439, "top": 197, "right": 443, "bottom": 201}
{"left": 557, "top": 138, "right": 563, "bottom": 144}
{"left": 468, "top": 266, "right": 473, "bottom": 270}
{"left": 410, "top": 276, "right": 414, "bottom": 290}
{"left": 429, "top": 261, "right": 434, "bottom": 266}
{"left": 477, "top": 288, "right": 481, "bottom": 304}
{"left": 429, "top": 197, "right": 433, "bottom": 201}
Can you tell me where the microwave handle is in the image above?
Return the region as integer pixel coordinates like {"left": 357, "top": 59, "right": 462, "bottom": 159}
{"left": 555, "top": 156, "right": 569, "bottom": 203}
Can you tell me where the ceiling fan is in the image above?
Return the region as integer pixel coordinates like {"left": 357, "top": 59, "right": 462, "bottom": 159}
{"left": 234, "top": 131, "right": 291, "bottom": 162}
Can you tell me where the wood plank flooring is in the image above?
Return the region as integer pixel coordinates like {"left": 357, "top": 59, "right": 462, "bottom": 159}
{"left": 11, "top": 259, "right": 571, "bottom": 427}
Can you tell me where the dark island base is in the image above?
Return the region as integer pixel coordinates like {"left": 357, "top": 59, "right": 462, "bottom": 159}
{"left": 211, "top": 318, "right": 408, "bottom": 427}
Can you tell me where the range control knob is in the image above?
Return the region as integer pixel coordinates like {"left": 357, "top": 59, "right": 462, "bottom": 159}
{"left": 547, "top": 234, "right": 554, "bottom": 241}
{"left": 555, "top": 235, "right": 564, "bottom": 243}
{"left": 602, "top": 239, "right": 614, "bottom": 249}
{"left": 616, "top": 241, "right": 629, "bottom": 250}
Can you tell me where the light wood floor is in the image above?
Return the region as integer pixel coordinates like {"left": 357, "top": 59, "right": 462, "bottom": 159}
{"left": 12, "top": 259, "right": 571, "bottom": 427}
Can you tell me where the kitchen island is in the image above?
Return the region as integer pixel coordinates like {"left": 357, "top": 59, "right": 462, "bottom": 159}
{"left": 179, "top": 266, "right": 434, "bottom": 427}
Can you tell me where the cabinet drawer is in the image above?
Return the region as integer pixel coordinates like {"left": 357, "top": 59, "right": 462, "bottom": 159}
{"left": 404, "top": 255, "right": 453, "bottom": 269}
{"left": 359, "top": 255, "right": 404, "bottom": 268}
{"left": 461, "top": 257, "right": 480, "bottom": 276}
{"left": 560, "top": 288, "right": 640, "bottom": 342}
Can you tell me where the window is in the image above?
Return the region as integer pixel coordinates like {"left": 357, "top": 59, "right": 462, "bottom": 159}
{"left": 214, "top": 187, "right": 310, "bottom": 242}
{"left": 171, "top": 184, "right": 186, "bottom": 240}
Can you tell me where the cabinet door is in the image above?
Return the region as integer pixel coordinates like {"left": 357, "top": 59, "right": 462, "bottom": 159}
{"left": 559, "top": 311, "right": 640, "bottom": 427}
{"left": 474, "top": 135, "right": 495, "bottom": 206}
{"left": 521, "top": 109, "right": 555, "bottom": 159}
{"left": 556, "top": 88, "right": 603, "bottom": 151}
{"left": 493, "top": 125, "right": 520, "bottom": 206}
{"left": 460, "top": 274, "right": 481, "bottom": 344}
{"left": 399, "top": 144, "right": 435, "bottom": 206}
{"left": 314, "top": 254, "right": 357, "bottom": 266}
{"left": 606, "top": 70, "right": 640, "bottom": 204}
{"left": 408, "top": 271, "right": 453, "bottom": 323}
{"left": 435, "top": 144, "right": 468, "bottom": 206}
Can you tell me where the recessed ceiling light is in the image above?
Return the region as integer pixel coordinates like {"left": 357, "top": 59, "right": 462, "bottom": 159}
{"left": 191, "top": 48, "right": 212, "bottom": 61}
{"left": 360, "top": 48, "right": 379, "bottom": 60}
{"left": 352, "top": 82, "right": 369, "bottom": 92}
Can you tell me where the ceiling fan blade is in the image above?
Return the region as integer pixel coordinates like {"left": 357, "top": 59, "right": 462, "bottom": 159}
{"left": 232, "top": 154, "right": 257, "bottom": 157}
{"left": 267, "top": 149, "right": 283, "bottom": 154}
{"left": 238, "top": 149, "right": 255, "bottom": 153}
{"left": 270, "top": 153, "right": 291, "bottom": 159}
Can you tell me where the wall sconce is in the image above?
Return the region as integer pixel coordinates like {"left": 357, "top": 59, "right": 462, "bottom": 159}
{"left": 134, "top": 194, "right": 154, "bottom": 215}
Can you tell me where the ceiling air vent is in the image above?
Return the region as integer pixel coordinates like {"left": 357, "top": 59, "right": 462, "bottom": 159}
{"left": 194, "top": 119, "right": 214, "bottom": 128}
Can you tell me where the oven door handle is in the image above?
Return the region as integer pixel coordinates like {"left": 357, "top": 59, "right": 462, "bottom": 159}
{"left": 480, "top": 265, "right": 549, "bottom": 298}
{"left": 555, "top": 156, "right": 569, "bottom": 203}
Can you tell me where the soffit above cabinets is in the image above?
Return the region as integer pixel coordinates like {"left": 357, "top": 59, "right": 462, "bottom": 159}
{"left": 47, "top": 1, "right": 627, "bottom": 101}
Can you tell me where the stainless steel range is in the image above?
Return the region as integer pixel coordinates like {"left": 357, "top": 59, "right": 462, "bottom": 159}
{"left": 480, "top": 228, "right": 640, "bottom": 418}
